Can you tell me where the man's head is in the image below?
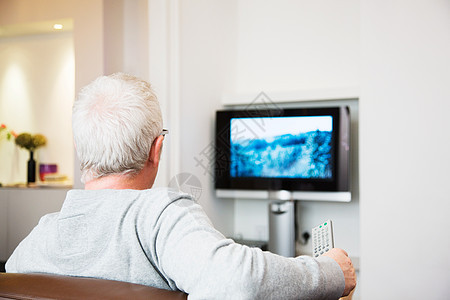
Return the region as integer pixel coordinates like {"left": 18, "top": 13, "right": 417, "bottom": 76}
{"left": 72, "top": 73, "right": 163, "bottom": 184}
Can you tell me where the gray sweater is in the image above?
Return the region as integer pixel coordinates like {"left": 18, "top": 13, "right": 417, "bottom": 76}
{"left": 6, "top": 188, "right": 344, "bottom": 299}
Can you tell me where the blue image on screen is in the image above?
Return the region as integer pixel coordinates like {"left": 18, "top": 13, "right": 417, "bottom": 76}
{"left": 230, "top": 116, "right": 333, "bottom": 179}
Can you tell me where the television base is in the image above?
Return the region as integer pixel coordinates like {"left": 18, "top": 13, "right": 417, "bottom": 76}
{"left": 268, "top": 200, "right": 296, "bottom": 257}
{"left": 216, "top": 189, "right": 351, "bottom": 202}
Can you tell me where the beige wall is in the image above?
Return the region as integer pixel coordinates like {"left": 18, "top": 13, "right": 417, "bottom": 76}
{"left": 0, "top": 32, "right": 74, "bottom": 184}
{"left": 0, "top": 0, "right": 105, "bottom": 89}
{"left": 0, "top": 0, "right": 105, "bottom": 188}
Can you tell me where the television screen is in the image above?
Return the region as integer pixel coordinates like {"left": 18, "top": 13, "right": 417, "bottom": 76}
{"left": 230, "top": 115, "right": 333, "bottom": 179}
{"left": 215, "top": 106, "right": 350, "bottom": 194}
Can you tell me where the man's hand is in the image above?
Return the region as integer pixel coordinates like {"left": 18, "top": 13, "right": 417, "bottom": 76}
{"left": 323, "top": 248, "right": 356, "bottom": 297}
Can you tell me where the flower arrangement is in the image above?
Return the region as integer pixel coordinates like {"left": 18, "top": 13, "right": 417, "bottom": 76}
{"left": 14, "top": 132, "right": 47, "bottom": 184}
{"left": 0, "top": 126, "right": 47, "bottom": 184}
{"left": 0, "top": 124, "right": 17, "bottom": 141}
{"left": 15, "top": 133, "right": 47, "bottom": 151}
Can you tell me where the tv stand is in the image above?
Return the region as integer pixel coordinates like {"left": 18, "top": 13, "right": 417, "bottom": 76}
{"left": 216, "top": 189, "right": 351, "bottom": 202}
{"left": 268, "top": 200, "right": 296, "bottom": 257}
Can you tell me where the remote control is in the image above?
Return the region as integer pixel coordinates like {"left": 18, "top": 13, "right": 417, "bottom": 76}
{"left": 312, "top": 220, "right": 334, "bottom": 258}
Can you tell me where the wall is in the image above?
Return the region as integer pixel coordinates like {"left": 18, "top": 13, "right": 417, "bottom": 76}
{"left": 360, "top": 0, "right": 450, "bottom": 298}
{"left": 104, "top": 0, "right": 149, "bottom": 80}
{"left": 235, "top": 0, "right": 359, "bottom": 94}
{"left": 177, "top": 0, "right": 237, "bottom": 235}
{"left": 0, "top": 0, "right": 105, "bottom": 189}
{"left": 0, "top": 32, "right": 74, "bottom": 185}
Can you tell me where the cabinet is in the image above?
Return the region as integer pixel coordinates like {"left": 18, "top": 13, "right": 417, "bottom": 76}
{"left": 0, "top": 188, "right": 68, "bottom": 261}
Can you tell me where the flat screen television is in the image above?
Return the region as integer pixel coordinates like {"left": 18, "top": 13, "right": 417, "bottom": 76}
{"left": 215, "top": 106, "right": 351, "bottom": 201}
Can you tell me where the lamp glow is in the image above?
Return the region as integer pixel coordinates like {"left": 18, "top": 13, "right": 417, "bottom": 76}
{"left": 53, "top": 24, "right": 63, "bottom": 30}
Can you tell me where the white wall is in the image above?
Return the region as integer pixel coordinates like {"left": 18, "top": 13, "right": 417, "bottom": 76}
{"left": 177, "top": 0, "right": 237, "bottom": 235}
{"left": 235, "top": 0, "right": 359, "bottom": 94}
{"left": 360, "top": 0, "right": 450, "bottom": 298}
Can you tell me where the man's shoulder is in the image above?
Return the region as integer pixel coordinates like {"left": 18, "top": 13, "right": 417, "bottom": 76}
{"left": 67, "top": 187, "right": 190, "bottom": 200}
{"left": 149, "top": 187, "right": 194, "bottom": 201}
{"left": 124, "top": 187, "right": 195, "bottom": 205}
{"left": 138, "top": 188, "right": 196, "bottom": 211}
{"left": 66, "top": 187, "right": 195, "bottom": 211}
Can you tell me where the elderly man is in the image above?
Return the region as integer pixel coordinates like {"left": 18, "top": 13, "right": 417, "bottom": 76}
{"left": 6, "top": 73, "right": 356, "bottom": 299}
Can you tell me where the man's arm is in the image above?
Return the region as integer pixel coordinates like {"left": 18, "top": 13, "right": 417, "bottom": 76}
{"left": 323, "top": 248, "right": 357, "bottom": 297}
{"left": 153, "top": 199, "right": 347, "bottom": 299}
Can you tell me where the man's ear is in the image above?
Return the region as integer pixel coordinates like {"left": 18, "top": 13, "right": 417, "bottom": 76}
{"left": 149, "top": 135, "right": 164, "bottom": 167}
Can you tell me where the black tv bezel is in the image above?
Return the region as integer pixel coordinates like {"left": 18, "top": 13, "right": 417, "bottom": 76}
{"left": 214, "top": 106, "right": 350, "bottom": 192}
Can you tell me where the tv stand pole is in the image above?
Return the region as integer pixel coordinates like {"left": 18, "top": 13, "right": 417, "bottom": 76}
{"left": 267, "top": 191, "right": 296, "bottom": 257}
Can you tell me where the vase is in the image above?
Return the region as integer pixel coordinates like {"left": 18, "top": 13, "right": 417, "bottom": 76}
{"left": 27, "top": 150, "right": 36, "bottom": 184}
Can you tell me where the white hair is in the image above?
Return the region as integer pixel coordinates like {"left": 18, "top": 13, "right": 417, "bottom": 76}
{"left": 72, "top": 73, "right": 163, "bottom": 183}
